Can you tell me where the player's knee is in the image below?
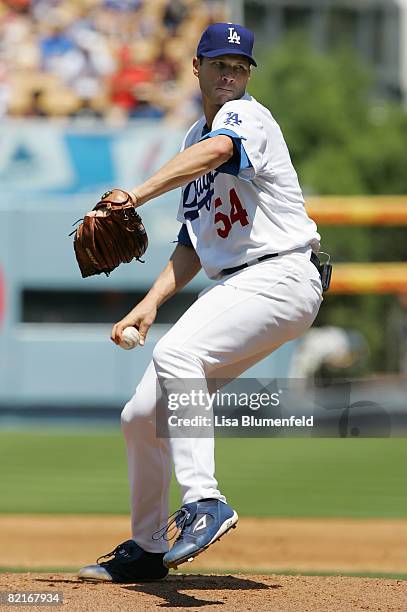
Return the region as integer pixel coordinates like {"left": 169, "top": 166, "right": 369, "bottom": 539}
{"left": 152, "top": 340, "right": 195, "bottom": 377}
{"left": 120, "top": 392, "right": 152, "bottom": 433}
{"left": 152, "top": 339, "right": 173, "bottom": 372}
{"left": 120, "top": 399, "right": 136, "bottom": 433}
{"left": 153, "top": 341, "right": 207, "bottom": 381}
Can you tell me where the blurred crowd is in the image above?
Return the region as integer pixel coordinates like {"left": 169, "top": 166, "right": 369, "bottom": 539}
{"left": 0, "top": 0, "right": 227, "bottom": 123}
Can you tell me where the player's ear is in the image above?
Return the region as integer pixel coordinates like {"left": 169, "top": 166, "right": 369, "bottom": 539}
{"left": 192, "top": 56, "right": 200, "bottom": 77}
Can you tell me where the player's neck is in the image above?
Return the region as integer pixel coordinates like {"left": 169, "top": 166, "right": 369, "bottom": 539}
{"left": 202, "top": 91, "right": 247, "bottom": 128}
{"left": 202, "top": 99, "right": 222, "bottom": 130}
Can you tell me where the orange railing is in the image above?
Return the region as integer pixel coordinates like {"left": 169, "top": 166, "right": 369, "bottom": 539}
{"left": 305, "top": 196, "right": 407, "bottom": 293}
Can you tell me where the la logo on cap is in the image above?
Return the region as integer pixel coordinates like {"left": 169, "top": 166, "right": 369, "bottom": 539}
{"left": 227, "top": 27, "right": 240, "bottom": 44}
{"left": 196, "top": 22, "right": 257, "bottom": 66}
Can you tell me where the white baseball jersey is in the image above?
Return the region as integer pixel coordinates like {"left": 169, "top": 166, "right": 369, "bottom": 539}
{"left": 177, "top": 93, "right": 320, "bottom": 279}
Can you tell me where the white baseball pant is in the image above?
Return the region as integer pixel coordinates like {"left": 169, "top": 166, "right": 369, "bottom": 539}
{"left": 121, "top": 246, "right": 323, "bottom": 552}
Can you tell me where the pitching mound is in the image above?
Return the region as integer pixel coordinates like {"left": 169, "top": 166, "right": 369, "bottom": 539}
{"left": 2, "top": 515, "right": 407, "bottom": 573}
{"left": 1, "top": 572, "right": 406, "bottom": 611}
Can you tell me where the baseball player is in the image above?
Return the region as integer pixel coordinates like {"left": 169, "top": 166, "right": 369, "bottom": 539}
{"left": 79, "top": 22, "right": 323, "bottom": 583}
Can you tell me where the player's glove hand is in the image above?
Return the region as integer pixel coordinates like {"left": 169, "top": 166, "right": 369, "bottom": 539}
{"left": 71, "top": 189, "right": 148, "bottom": 278}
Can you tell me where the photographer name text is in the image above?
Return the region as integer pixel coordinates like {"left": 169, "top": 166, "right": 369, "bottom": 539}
{"left": 168, "top": 415, "right": 314, "bottom": 428}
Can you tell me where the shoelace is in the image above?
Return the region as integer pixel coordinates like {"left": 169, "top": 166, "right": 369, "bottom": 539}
{"left": 152, "top": 507, "right": 190, "bottom": 542}
{"left": 96, "top": 543, "right": 129, "bottom": 564}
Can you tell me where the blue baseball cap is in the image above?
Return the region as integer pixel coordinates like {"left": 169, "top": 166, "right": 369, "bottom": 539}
{"left": 197, "top": 22, "right": 257, "bottom": 67}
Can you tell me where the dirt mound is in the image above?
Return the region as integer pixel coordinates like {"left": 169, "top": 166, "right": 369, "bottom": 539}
{"left": 1, "top": 515, "right": 407, "bottom": 574}
{"left": 1, "top": 515, "right": 406, "bottom": 610}
{"left": 1, "top": 572, "right": 406, "bottom": 611}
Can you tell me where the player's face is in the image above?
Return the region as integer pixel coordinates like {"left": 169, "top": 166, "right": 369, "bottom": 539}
{"left": 193, "top": 55, "right": 251, "bottom": 107}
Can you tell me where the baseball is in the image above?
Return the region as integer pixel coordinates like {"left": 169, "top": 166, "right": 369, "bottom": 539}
{"left": 119, "top": 327, "right": 140, "bottom": 350}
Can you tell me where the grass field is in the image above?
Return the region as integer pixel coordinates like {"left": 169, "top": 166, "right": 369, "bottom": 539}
{"left": 0, "top": 430, "right": 406, "bottom": 517}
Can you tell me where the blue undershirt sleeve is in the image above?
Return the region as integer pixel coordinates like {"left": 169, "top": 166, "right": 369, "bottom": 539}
{"left": 177, "top": 223, "right": 193, "bottom": 248}
{"left": 199, "top": 128, "right": 252, "bottom": 177}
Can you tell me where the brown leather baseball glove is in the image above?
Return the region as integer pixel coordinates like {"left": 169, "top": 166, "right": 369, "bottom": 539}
{"left": 71, "top": 189, "right": 148, "bottom": 278}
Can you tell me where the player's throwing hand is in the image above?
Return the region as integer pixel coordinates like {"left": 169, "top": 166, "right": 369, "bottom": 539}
{"left": 111, "top": 300, "right": 157, "bottom": 347}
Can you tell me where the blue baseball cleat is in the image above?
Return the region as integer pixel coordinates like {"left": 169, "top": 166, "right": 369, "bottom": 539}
{"left": 161, "top": 499, "right": 238, "bottom": 569}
